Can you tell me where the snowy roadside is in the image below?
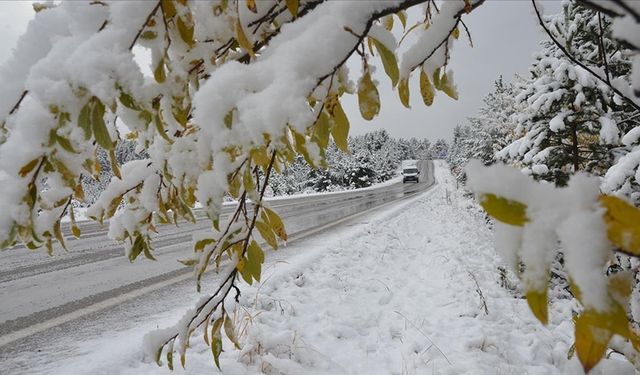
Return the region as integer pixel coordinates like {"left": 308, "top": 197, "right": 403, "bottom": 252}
{"left": 28, "top": 161, "right": 635, "bottom": 374}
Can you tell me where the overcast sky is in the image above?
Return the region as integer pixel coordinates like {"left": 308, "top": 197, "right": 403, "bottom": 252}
{"left": 0, "top": 1, "right": 560, "bottom": 142}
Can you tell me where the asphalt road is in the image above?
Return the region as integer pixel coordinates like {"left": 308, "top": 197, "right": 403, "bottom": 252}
{"left": 0, "top": 161, "right": 434, "bottom": 351}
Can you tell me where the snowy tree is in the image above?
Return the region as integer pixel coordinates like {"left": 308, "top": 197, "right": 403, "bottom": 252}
{"left": 467, "top": 2, "right": 640, "bottom": 372}
{"left": 500, "top": 1, "right": 635, "bottom": 186}
{"left": 448, "top": 76, "right": 519, "bottom": 180}
{"left": 431, "top": 138, "right": 449, "bottom": 158}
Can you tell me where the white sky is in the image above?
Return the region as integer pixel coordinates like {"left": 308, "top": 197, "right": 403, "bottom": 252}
{"left": 0, "top": 1, "right": 560, "bottom": 142}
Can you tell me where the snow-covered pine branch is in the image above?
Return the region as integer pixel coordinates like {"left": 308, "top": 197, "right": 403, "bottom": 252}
{"left": 0, "top": 0, "right": 480, "bottom": 369}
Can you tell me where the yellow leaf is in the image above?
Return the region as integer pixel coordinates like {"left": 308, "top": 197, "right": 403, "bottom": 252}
{"left": 370, "top": 37, "right": 399, "bottom": 87}
{"left": 71, "top": 225, "right": 81, "bottom": 238}
{"left": 479, "top": 194, "right": 528, "bottom": 227}
{"left": 525, "top": 289, "right": 548, "bottom": 325}
{"left": 327, "top": 98, "right": 350, "bottom": 153}
{"left": 236, "top": 18, "right": 254, "bottom": 57}
{"left": 440, "top": 72, "right": 459, "bottom": 100}
{"left": 398, "top": 78, "right": 410, "bottom": 108}
{"left": 256, "top": 221, "right": 277, "bottom": 250}
{"left": 357, "top": 70, "right": 380, "bottom": 121}
{"left": 262, "top": 206, "right": 287, "bottom": 241}
{"left": 246, "top": 0, "right": 257, "bottom": 13}
{"left": 161, "top": 0, "right": 176, "bottom": 18}
{"left": 574, "top": 312, "right": 613, "bottom": 373}
{"left": 419, "top": 69, "right": 434, "bottom": 106}
{"left": 19, "top": 158, "right": 40, "bottom": 177}
{"left": 600, "top": 195, "right": 640, "bottom": 255}
{"left": 285, "top": 0, "right": 298, "bottom": 17}
{"left": 452, "top": 27, "right": 460, "bottom": 39}
{"left": 313, "top": 111, "right": 330, "bottom": 149}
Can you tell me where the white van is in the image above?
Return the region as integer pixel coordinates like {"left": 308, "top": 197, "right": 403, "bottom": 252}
{"left": 401, "top": 160, "right": 420, "bottom": 183}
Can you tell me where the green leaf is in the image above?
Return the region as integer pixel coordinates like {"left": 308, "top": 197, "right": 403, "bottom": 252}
{"left": 129, "top": 235, "right": 145, "bottom": 262}
{"left": 167, "top": 342, "right": 174, "bottom": 371}
{"left": 55, "top": 134, "right": 77, "bottom": 154}
{"left": 140, "top": 30, "right": 157, "bottom": 40}
{"left": 154, "top": 58, "right": 166, "bottom": 83}
{"left": 432, "top": 68, "right": 442, "bottom": 90}
{"left": 92, "top": 100, "right": 113, "bottom": 150}
{"left": 53, "top": 220, "right": 67, "bottom": 251}
{"left": 224, "top": 109, "right": 233, "bottom": 129}
{"left": 479, "top": 193, "right": 527, "bottom": 226}
{"left": 211, "top": 317, "right": 224, "bottom": 369}
{"left": 119, "top": 92, "right": 140, "bottom": 110}
{"left": 195, "top": 238, "right": 216, "bottom": 252}
{"left": 370, "top": 37, "right": 399, "bottom": 87}
{"left": 177, "top": 16, "right": 195, "bottom": 48}
{"left": 154, "top": 114, "right": 173, "bottom": 143}
{"left": 78, "top": 103, "right": 92, "bottom": 140}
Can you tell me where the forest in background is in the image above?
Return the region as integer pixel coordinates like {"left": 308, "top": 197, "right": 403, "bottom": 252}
{"left": 82, "top": 130, "right": 443, "bottom": 205}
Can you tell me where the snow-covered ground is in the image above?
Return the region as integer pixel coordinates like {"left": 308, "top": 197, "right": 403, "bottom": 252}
{"left": 3, "top": 162, "right": 635, "bottom": 374}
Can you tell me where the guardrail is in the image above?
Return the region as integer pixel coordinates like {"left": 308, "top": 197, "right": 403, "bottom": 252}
{"left": 2, "top": 160, "right": 434, "bottom": 278}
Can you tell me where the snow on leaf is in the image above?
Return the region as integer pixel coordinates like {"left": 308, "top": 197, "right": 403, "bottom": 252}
{"left": 357, "top": 70, "right": 380, "bottom": 121}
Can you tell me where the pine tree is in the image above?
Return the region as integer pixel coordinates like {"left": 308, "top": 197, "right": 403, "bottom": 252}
{"left": 500, "top": 1, "right": 634, "bottom": 186}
